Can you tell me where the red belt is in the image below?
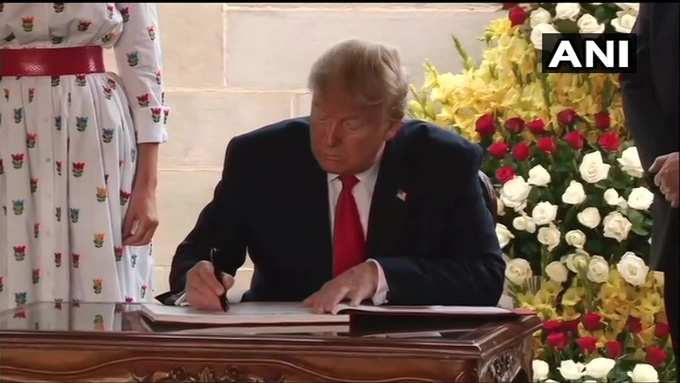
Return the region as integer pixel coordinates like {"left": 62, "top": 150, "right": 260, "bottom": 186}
{"left": 0, "top": 46, "right": 105, "bottom": 76}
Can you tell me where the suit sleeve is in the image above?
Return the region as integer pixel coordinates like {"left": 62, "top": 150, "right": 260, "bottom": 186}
{"left": 620, "top": 3, "right": 664, "bottom": 169}
{"left": 167, "top": 138, "right": 248, "bottom": 293}
{"left": 374, "top": 143, "right": 506, "bottom": 306}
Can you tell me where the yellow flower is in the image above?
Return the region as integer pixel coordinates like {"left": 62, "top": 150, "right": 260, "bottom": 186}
{"left": 542, "top": 280, "right": 564, "bottom": 297}
{"left": 562, "top": 287, "right": 585, "bottom": 306}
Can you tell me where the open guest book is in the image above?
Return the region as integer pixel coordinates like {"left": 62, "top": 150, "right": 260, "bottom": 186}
{"left": 141, "top": 302, "right": 526, "bottom": 326}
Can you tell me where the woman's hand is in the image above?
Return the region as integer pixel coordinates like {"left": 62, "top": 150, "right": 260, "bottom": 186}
{"left": 123, "top": 186, "right": 159, "bottom": 245}
{"left": 123, "top": 143, "right": 160, "bottom": 246}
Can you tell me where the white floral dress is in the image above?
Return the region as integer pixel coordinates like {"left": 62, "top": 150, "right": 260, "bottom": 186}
{"left": 0, "top": 3, "right": 169, "bottom": 310}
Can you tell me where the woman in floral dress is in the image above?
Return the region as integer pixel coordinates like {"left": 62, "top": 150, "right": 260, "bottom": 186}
{"left": 0, "top": 3, "right": 169, "bottom": 310}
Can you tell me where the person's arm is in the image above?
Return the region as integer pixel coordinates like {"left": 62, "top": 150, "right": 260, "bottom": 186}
{"left": 113, "top": 3, "right": 169, "bottom": 244}
{"left": 168, "top": 139, "right": 248, "bottom": 294}
{"left": 374, "top": 144, "right": 506, "bottom": 306}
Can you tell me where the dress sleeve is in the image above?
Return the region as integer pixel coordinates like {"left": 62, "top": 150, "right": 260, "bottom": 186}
{"left": 114, "top": 3, "right": 169, "bottom": 144}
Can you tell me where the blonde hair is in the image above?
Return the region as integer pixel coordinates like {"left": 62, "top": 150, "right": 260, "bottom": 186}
{"left": 308, "top": 39, "right": 408, "bottom": 121}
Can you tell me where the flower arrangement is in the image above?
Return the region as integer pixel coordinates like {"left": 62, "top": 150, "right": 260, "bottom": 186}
{"left": 408, "top": 2, "right": 676, "bottom": 381}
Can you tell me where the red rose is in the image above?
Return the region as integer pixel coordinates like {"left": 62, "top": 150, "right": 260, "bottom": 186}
{"left": 495, "top": 166, "right": 516, "bottom": 184}
{"left": 508, "top": 6, "right": 527, "bottom": 27}
{"left": 598, "top": 132, "right": 620, "bottom": 152}
{"left": 476, "top": 113, "right": 496, "bottom": 137}
{"left": 558, "top": 108, "right": 578, "bottom": 126}
{"left": 627, "top": 316, "right": 642, "bottom": 334}
{"left": 595, "top": 111, "right": 611, "bottom": 130}
{"left": 502, "top": 3, "right": 518, "bottom": 9}
{"left": 655, "top": 322, "right": 670, "bottom": 338}
{"left": 512, "top": 142, "right": 530, "bottom": 161}
{"left": 527, "top": 118, "right": 546, "bottom": 135}
{"left": 582, "top": 312, "right": 603, "bottom": 331}
{"left": 564, "top": 131, "right": 584, "bottom": 150}
{"left": 645, "top": 346, "right": 667, "bottom": 368}
{"left": 505, "top": 117, "right": 525, "bottom": 134}
{"left": 488, "top": 142, "right": 509, "bottom": 158}
{"left": 547, "top": 332, "right": 568, "bottom": 350}
{"left": 543, "top": 319, "right": 563, "bottom": 333}
{"left": 537, "top": 137, "right": 556, "bottom": 155}
{"left": 576, "top": 336, "right": 598, "bottom": 354}
{"left": 606, "top": 340, "right": 623, "bottom": 359}
{"left": 562, "top": 317, "right": 581, "bottom": 333}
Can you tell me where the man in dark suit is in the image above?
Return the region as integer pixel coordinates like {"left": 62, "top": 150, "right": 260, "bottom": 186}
{"left": 162, "top": 39, "right": 505, "bottom": 313}
{"left": 620, "top": 3, "right": 679, "bottom": 365}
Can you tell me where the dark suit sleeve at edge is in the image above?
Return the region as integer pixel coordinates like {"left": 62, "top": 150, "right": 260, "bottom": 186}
{"left": 375, "top": 143, "right": 506, "bottom": 306}
{"left": 620, "top": 3, "right": 665, "bottom": 169}
{"left": 167, "top": 138, "right": 248, "bottom": 294}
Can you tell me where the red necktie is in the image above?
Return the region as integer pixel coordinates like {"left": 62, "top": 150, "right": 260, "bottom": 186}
{"left": 333, "top": 175, "right": 366, "bottom": 276}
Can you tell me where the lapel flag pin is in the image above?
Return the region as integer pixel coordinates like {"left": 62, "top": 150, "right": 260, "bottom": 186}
{"left": 396, "top": 189, "right": 407, "bottom": 202}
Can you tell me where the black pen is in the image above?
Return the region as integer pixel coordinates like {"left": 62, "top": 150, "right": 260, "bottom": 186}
{"left": 209, "top": 248, "right": 228, "bottom": 312}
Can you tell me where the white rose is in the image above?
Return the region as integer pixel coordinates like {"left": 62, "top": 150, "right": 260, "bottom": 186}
{"left": 530, "top": 23, "right": 560, "bottom": 50}
{"left": 577, "top": 14, "right": 605, "bottom": 34}
{"left": 618, "top": 147, "right": 644, "bottom": 178}
{"left": 584, "top": 358, "right": 616, "bottom": 380}
{"left": 496, "top": 223, "right": 515, "bottom": 249}
{"left": 513, "top": 215, "right": 537, "bottom": 234}
{"left": 555, "top": 3, "right": 581, "bottom": 21}
{"left": 558, "top": 360, "right": 585, "bottom": 381}
{"left": 627, "top": 187, "right": 654, "bottom": 211}
{"left": 532, "top": 201, "right": 558, "bottom": 226}
{"left": 617, "top": 251, "right": 649, "bottom": 286}
{"left": 603, "top": 211, "right": 632, "bottom": 242}
{"left": 506, "top": 258, "right": 532, "bottom": 286}
{"left": 604, "top": 188, "right": 625, "bottom": 206}
{"left": 501, "top": 176, "right": 532, "bottom": 211}
{"left": 579, "top": 151, "right": 611, "bottom": 184}
{"left": 587, "top": 255, "right": 610, "bottom": 283}
{"left": 497, "top": 196, "right": 506, "bottom": 217}
{"left": 545, "top": 261, "right": 569, "bottom": 283}
{"left": 533, "top": 359, "right": 550, "bottom": 382}
{"left": 530, "top": 8, "right": 552, "bottom": 28}
{"left": 565, "top": 250, "right": 590, "bottom": 273}
{"left": 538, "top": 225, "right": 561, "bottom": 251}
{"left": 627, "top": 363, "right": 659, "bottom": 382}
{"left": 578, "top": 207, "right": 601, "bottom": 229}
{"left": 611, "top": 13, "right": 637, "bottom": 33}
{"left": 616, "top": 3, "right": 640, "bottom": 13}
{"left": 565, "top": 229, "right": 586, "bottom": 248}
{"left": 528, "top": 164, "right": 552, "bottom": 187}
{"left": 562, "top": 180, "right": 587, "bottom": 205}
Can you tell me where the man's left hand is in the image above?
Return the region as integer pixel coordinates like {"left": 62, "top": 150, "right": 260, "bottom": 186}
{"left": 649, "top": 152, "right": 679, "bottom": 208}
{"left": 303, "top": 262, "right": 379, "bottom": 314}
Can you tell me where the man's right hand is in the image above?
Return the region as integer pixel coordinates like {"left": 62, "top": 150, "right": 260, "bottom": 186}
{"left": 185, "top": 261, "right": 235, "bottom": 310}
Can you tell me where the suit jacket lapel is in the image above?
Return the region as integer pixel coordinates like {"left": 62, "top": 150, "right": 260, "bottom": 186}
{"left": 366, "top": 139, "right": 408, "bottom": 259}
{"left": 300, "top": 128, "right": 334, "bottom": 280}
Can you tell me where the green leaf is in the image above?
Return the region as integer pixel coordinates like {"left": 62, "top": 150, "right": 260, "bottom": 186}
{"left": 552, "top": 19, "right": 579, "bottom": 34}
{"left": 594, "top": 5, "right": 619, "bottom": 24}
{"left": 452, "top": 34, "right": 476, "bottom": 71}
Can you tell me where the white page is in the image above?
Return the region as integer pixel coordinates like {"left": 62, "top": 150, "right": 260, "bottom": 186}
{"left": 332, "top": 304, "right": 515, "bottom": 316}
{"left": 141, "top": 302, "right": 349, "bottom": 325}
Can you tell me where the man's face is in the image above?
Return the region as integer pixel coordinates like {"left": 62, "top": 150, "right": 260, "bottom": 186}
{"left": 310, "top": 82, "right": 401, "bottom": 176}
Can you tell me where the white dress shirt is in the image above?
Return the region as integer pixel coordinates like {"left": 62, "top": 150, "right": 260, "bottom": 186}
{"left": 327, "top": 157, "right": 390, "bottom": 306}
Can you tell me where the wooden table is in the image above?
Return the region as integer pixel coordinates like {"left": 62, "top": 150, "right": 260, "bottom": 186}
{"left": 0, "top": 302, "right": 540, "bottom": 383}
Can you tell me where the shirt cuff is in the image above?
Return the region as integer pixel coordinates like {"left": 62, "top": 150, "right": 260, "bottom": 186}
{"left": 174, "top": 291, "right": 190, "bottom": 306}
{"left": 132, "top": 106, "right": 169, "bottom": 144}
{"left": 366, "top": 258, "right": 389, "bottom": 305}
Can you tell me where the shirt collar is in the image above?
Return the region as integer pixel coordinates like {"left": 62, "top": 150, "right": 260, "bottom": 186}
{"left": 326, "top": 144, "right": 384, "bottom": 186}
